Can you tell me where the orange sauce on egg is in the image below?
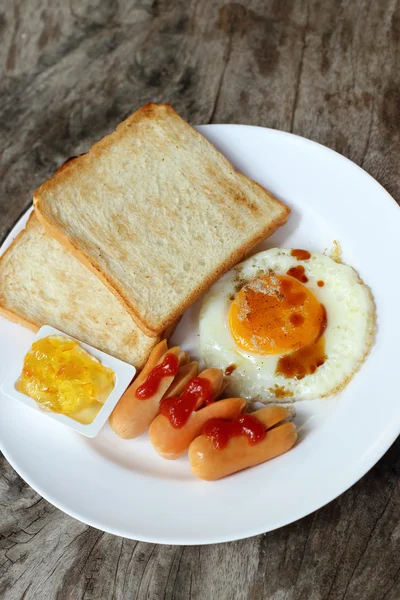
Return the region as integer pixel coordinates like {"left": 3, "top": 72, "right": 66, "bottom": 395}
{"left": 291, "top": 249, "right": 311, "bottom": 260}
{"left": 287, "top": 265, "right": 308, "bottom": 283}
{"left": 276, "top": 337, "right": 327, "bottom": 379}
{"left": 276, "top": 304, "right": 327, "bottom": 379}
{"left": 229, "top": 266, "right": 328, "bottom": 380}
{"left": 289, "top": 313, "right": 305, "bottom": 326}
{"left": 268, "top": 385, "right": 294, "bottom": 399}
{"left": 229, "top": 275, "right": 325, "bottom": 355}
{"left": 225, "top": 364, "right": 237, "bottom": 376}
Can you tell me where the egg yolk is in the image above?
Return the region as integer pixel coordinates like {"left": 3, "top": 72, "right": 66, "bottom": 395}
{"left": 229, "top": 274, "right": 326, "bottom": 355}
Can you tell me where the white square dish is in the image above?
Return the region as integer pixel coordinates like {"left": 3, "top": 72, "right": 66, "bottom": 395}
{"left": 1, "top": 325, "right": 136, "bottom": 438}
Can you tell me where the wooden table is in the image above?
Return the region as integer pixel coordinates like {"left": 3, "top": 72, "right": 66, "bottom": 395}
{"left": 1, "top": 1, "right": 399, "bottom": 598}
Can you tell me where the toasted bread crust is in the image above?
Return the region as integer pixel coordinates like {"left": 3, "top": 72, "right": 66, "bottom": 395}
{"left": 34, "top": 103, "right": 290, "bottom": 336}
{"left": 0, "top": 306, "right": 39, "bottom": 332}
{"left": 0, "top": 215, "right": 41, "bottom": 331}
{"left": 0, "top": 222, "right": 30, "bottom": 268}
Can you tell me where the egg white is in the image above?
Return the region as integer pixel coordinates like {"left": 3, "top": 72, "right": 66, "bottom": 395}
{"left": 199, "top": 248, "right": 375, "bottom": 402}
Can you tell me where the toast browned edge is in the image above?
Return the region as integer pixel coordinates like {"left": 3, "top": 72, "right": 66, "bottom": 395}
{"left": 0, "top": 306, "right": 39, "bottom": 332}
{"left": 34, "top": 103, "right": 290, "bottom": 337}
{"left": 0, "top": 214, "right": 41, "bottom": 332}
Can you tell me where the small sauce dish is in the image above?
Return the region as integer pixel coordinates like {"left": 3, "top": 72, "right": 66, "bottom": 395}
{"left": 1, "top": 325, "right": 136, "bottom": 438}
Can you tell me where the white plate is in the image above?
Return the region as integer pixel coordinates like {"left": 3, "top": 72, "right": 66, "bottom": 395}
{"left": 1, "top": 325, "right": 135, "bottom": 438}
{"left": 0, "top": 125, "right": 399, "bottom": 545}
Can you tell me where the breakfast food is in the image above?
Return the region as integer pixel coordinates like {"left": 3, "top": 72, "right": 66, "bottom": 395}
{"left": 200, "top": 248, "right": 375, "bottom": 402}
{"left": 109, "top": 339, "right": 297, "bottom": 477}
{"left": 18, "top": 335, "right": 115, "bottom": 424}
{"left": 150, "top": 397, "right": 245, "bottom": 460}
{"left": 1, "top": 100, "right": 378, "bottom": 485}
{"left": 0, "top": 214, "right": 160, "bottom": 368}
{"left": 109, "top": 341, "right": 189, "bottom": 438}
{"left": 150, "top": 366, "right": 245, "bottom": 459}
{"left": 34, "top": 103, "right": 289, "bottom": 337}
{"left": 189, "top": 406, "right": 297, "bottom": 480}
{"left": 163, "top": 362, "right": 200, "bottom": 398}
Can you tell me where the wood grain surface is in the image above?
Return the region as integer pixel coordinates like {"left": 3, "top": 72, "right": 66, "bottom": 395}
{"left": 1, "top": 1, "right": 399, "bottom": 598}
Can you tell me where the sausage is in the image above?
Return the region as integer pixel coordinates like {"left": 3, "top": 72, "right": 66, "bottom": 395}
{"left": 163, "top": 362, "right": 199, "bottom": 399}
{"left": 248, "top": 405, "right": 290, "bottom": 429}
{"left": 215, "top": 377, "right": 229, "bottom": 399}
{"left": 150, "top": 397, "right": 246, "bottom": 460}
{"left": 191, "top": 368, "right": 224, "bottom": 410}
{"left": 188, "top": 407, "right": 297, "bottom": 480}
{"left": 109, "top": 343, "right": 187, "bottom": 439}
{"left": 148, "top": 368, "right": 226, "bottom": 459}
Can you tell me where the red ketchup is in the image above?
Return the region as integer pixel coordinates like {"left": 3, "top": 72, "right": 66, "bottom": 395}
{"left": 160, "top": 377, "right": 213, "bottom": 428}
{"left": 203, "top": 414, "right": 266, "bottom": 450}
{"left": 135, "top": 353, "right": 179, "bottom": 400}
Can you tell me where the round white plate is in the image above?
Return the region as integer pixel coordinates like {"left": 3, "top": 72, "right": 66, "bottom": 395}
{"left": 1, "top": 125, "right": 399, "bottom": 545}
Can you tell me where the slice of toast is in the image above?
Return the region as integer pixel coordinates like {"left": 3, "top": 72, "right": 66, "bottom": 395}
{"left": 34, "top": 103, "right": 289, "bottom": 336}
{"left": 0, "top": 213, "right": 160, "bottom": 368}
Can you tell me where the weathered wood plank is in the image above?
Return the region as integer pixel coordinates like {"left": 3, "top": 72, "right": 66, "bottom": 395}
{"left": 0, "top": 0, "right": 399, "bottom": 599}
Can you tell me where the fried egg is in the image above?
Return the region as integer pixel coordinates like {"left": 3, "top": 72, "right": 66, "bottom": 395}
{"left": 199, "top": 248, "right": 375, "bottom": 402}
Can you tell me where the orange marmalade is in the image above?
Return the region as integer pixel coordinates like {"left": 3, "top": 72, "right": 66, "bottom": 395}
{"left": 17, "top": 336, "right": 115, "bottom": 424}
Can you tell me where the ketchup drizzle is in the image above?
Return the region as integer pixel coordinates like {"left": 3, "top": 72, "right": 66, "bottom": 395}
{"left": 135, "top": 353, "right": 179, "bottom": 400}
{"left": 203, "top": 414, "right": 266, "bottom": 450}
{"left": 160, "top": 377, "right": 213, "bottom": 428}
